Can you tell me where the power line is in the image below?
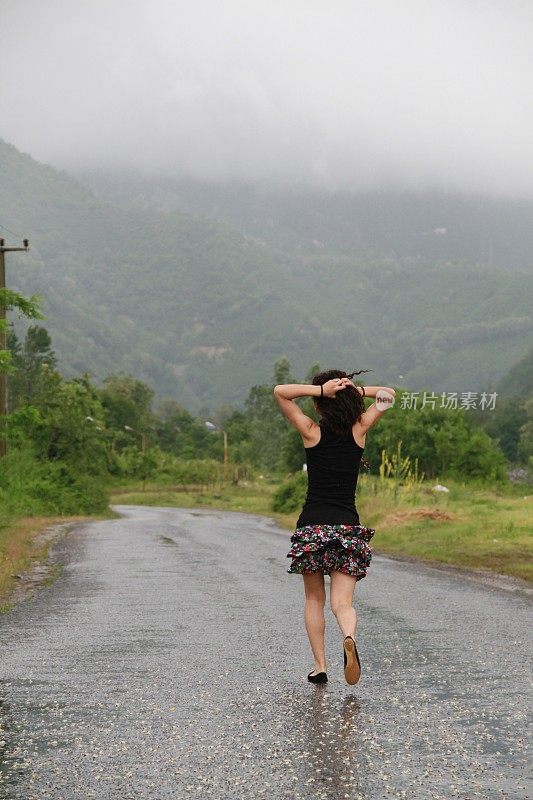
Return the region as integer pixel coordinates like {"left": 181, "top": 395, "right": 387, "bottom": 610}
{"left": 0, "top": 221, "right": 25, "bottom": 239}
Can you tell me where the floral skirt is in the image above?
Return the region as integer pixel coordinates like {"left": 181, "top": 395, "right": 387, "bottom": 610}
{"left": 286, "top": 523, "right": 375, "bottom": 581}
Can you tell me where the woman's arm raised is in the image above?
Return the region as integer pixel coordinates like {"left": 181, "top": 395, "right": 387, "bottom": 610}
{"left": 273, "top": 379, "right": 351, "bottom": 439}
{"left": 273, "top": 383, "right": 321, "bottom": 402}
{"left": 357, "top": 385, "right": 396, "bottom": 399}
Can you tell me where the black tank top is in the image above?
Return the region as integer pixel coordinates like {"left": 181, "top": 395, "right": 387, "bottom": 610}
{"left": 296, "top": 423, "right": 364, "bottom": 527}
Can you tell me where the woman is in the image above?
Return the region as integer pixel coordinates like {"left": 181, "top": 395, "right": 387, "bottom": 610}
{"left": 273, "top": 370, "right": 396, "bottom": 686}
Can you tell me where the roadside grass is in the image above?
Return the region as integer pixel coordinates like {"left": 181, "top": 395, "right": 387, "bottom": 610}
{"left": 356, "top": 478, "right": 533, "bottom": 582}
{"left": 0, "top": 510, "right": 117, "bottom": 606}
{"left": 0, "top": 515, "right": 71, "bottom": 602}
{"left": 111, "top": 476, "right": 533, "bottom": 582}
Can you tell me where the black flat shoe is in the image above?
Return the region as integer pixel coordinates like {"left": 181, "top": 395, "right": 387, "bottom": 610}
{"left": 343, "top": 636, "right": 361, "bottom": 685}
{"left": 308, "top": 670, "right": 328, "bottom": 684}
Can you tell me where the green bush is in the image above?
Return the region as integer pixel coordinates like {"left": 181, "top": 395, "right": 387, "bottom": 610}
{"left": 113, "top": 446, "right": 222, "bottom": 486}
{"left": 0, "top": 445, "right": 109, "bottom": 515}
{"left": 271, "top": 470, "right": 308, "bottom": 513}
{"left": 155, "top": 455, "right": 222, "bottom": 486}
{"left": 364, "top": 401, "right": 509, "bottom": 480}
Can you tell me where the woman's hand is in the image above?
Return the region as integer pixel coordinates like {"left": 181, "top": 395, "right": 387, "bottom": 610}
{"left": 322, "top": 377, "right": 352, "bottom": 398}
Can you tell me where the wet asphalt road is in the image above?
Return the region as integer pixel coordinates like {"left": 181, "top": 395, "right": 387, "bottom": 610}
{"left": 0, "top": 506, "right": 531, "bottom": 800}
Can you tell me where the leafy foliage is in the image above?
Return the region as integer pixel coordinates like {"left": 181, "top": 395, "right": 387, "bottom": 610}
{"left": 0, "top": 444, "right": 109, "bottom": 515}
{"left": 363, "top": 399, "right": 508, "bottom": 480}
{"left": 1, "top": 304, "right": 529, "bottom": 524}
{"left": 3, "top": 315, "right": 110, "bottom": 513}
{"left": 0, "top": 290, "right": 43, "bottom": 372}
{"left": 7, "top": 325, "right": 56, "bottom": 406}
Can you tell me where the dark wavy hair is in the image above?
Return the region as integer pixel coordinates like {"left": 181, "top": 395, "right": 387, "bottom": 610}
{"left": 312, "top": 368, "right": 371, "bottom": 437}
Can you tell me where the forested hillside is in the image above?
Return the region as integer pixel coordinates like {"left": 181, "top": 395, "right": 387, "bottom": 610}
{"left": 83, "top": 171, "right": 533, "bottom": 270}
{"left": 1, "top": 137, "right": 532, "bottom": 410}
{"left": 496, "top": 346, "right": 533, "bottom": 397}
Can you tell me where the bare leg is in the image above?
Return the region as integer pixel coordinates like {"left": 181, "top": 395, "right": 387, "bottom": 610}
{"left": 302, "top": 572, "right": 327, "bottom": 673}
{"left": 329, "top": 570, "right": 357, "bottom": 638}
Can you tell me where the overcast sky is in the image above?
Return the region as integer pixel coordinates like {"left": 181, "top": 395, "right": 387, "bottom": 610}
{"left": 1, "top": 0, "right": 532, "bottom": 196}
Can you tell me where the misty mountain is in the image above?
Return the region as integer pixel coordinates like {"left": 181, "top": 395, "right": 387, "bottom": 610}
{"left": 1, "top": 137, "right": 532, "bottom": 410}
{"left": 81, "top": 172, "right": 533, "bottom": 271}
{"left": 496, "top": 345, "right": 533, "bottom": 398}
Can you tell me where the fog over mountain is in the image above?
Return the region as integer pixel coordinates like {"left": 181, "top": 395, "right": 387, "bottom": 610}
{"left": 1, "top": 0, "right": 532, "bottom": 197}
{"left": 2, "top": 137, "right": 532, "bottom": 410}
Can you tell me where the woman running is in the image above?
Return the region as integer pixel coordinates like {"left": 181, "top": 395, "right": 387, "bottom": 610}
{"left": 273, "top": 370, "right": 396, "bottom": 685}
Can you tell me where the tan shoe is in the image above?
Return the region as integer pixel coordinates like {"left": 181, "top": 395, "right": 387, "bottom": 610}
{"left": 343, "top": 635, "right": 361, "bottom": 684}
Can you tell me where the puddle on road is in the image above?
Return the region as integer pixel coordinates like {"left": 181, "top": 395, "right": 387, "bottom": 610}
{"left": 159, "top": 535, "right": 179, "bottom": 547}
{"left": 187, "top": 511, "right": 222, "bottom": 519}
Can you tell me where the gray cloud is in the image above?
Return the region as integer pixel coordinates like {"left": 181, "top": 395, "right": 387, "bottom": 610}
{"left": 1, "top": 0, "right": 532, "bottom": 196}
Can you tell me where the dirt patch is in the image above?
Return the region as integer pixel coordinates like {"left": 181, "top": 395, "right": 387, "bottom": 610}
{"left": 2, "top": 522, "right": 75, "bottom": 606}
{"left": 384, "top": 507, "right": 455, "bottom": 525}
{"left": 0, "top": 519, "right": 82, "bottom": 610}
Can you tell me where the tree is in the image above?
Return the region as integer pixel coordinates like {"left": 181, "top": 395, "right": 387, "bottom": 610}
{"left": 4, "top": 367, "right": 110, "bottom": 514}
{"left": 153, "top": 402, "right": 218, "bottom": 459}
{"left": 473, "top": 396, "right": 528, "bottom": 463}
{"left": 281, "top": 427, "right": 306, "bottom": 472}
{"left": 100, "top": 373, "right": 155, "bottom": 435}
{"left": 0, "top": 288, "right": 43, "bottom": 374}
{"left": 452, "top": 426, "right": 507, "bottom": 480}
{"left": 18, "top": 369, "right": 108, "bottom": 476}
{"left": 244, "top": 358, "right": 296, "bottom": 472}
{"left": 7, "top": 325, "right": 56, "bottom": 408}
{"left": 362, "top": 399, "right": 508, "bottom": 480}
{"left": 518, "top": 398, "right": 533, "bottom": 463}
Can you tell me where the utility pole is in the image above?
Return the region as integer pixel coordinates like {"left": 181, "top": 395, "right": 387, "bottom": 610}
{"left": 0, "top": 237, "right": 30, "bottom": 457}
{"left": 205, "top": 421, "right": 229, "bottom": 482}
{"left": 222, "top": 430, "right": 228, "bottom": 482}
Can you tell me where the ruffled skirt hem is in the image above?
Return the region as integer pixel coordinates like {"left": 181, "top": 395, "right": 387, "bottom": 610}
{"left": 286, "top": 523, "right": 375, "bottom": 580}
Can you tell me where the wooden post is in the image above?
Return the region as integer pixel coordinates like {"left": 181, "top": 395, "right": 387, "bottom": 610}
{"left": 0, "top": 238, "right": 29, "bottom": 456}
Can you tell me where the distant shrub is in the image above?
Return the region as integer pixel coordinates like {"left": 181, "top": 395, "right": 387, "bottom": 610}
{"left": 272, "top": 471, "right": 308, "bottom": 513}
{"left": 155, "top": 455, "right": 222, "bottom": 486}
{"left": 112, "top": 446, "right": 223, "bottom": 485}
{"left": 113, "top": 445, "right": 160, "bottom": 480}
